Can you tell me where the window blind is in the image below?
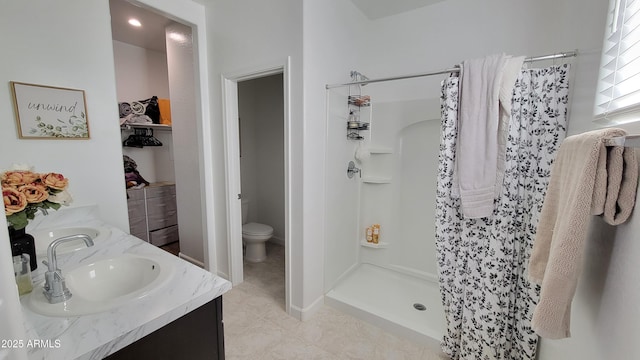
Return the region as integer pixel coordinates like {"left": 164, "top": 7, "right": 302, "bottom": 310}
{"left": 595, "top": 0, "right": 640, "bottom": 121}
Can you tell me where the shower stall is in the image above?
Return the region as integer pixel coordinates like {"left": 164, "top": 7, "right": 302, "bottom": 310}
{"left": 323, "top": 75, "right": 446, "bottom": 346}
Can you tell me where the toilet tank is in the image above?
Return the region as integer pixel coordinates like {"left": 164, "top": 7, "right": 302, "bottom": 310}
{"left": 241, "top": 199, "right": 250, "bottom": 224}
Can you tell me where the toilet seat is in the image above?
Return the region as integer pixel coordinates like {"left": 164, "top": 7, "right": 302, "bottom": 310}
{"left": 242, "top": 222, "right": 273, "bottom": 236}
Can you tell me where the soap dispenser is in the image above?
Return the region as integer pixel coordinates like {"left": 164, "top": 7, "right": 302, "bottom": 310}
{"left": 13, "top": 254, "right": 33, "bottom": 295}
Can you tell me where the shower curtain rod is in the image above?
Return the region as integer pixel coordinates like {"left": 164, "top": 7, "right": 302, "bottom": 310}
{"left": 325, "top": 50, "right": 577, "bottom": 89}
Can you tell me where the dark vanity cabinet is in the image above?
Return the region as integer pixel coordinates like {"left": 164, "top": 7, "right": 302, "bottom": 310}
{"left": 105, "top": 296, "right": 224, "bottom": 359}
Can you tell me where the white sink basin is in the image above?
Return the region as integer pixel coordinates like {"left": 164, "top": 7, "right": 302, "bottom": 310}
{"left": 31, "top": 226, "right": 111, "bottom": 260}
{"left": 27, "top": 254, "right": 174, "bottom": 317}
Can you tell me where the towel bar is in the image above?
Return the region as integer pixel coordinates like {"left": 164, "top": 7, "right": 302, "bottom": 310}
{"left": 604, "top": 134, "right": 640, "bottom": 147}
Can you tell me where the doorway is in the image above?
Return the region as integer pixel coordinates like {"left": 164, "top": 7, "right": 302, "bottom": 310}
{"left": 108, "top": 0, "right": 217, "bottom": 270}
{"left": 238, "top": 74, "right": 286, "bottom": 306}
{"left": 222, "top": 60, "right": 292, "bottom": 314}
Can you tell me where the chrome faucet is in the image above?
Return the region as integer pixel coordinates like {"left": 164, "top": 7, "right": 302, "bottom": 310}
{"left": 43, "top": 234, "right": 94, "bottom": 304}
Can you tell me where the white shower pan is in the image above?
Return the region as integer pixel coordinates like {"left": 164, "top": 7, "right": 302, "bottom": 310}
{"left": 325, "top": 262, "right": 445, "bottom": 348}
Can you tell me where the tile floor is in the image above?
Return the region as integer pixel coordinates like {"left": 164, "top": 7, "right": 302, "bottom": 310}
{"left": 223, "top": 242, "right": 448, "bottom": 360}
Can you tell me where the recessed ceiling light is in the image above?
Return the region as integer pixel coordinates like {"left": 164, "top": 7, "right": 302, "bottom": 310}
{"left": 128, "top": 18, "right": 142, "bottom": 27}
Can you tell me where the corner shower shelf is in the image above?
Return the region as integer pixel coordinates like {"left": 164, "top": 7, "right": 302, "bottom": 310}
{"left": 362, "top": 176, "right": 391, "bottom": 184}
{"left": 346, "top": 93, "right": 371, "bottom": 140}
{"left": 348, "top": 95, "right": 371, "bottom": 107}
{"left": 360, "top": 241, "right": 389, "bottom": 248}
{"left": 346, "top": 122, "right": 370, "bottom": 131}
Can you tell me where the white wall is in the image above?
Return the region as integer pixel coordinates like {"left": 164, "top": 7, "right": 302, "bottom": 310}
{"left": 208, "top": 0, "right": 307, "bottom": 314}
{"left": 166, "top": 22, "right": 205, "bottom": 262}
{"left": 0, "top": 0, "right": 128, "bottom": 231}
{"left": 324, "top": 85, "right": 362, "bottom": 290}
{"left": 303, "top": 0, "right": 370, "bottom": 302}
{"left": 112, "top": 40, "right": 170, "bottom": 102}
{"left": 238, "top": 75, "right": 285, "bottom": 242}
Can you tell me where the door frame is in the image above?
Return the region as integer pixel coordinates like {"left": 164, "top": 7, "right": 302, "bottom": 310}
{"left": 133, "top": 0, "right": 217, "bottom": 271}
{"left": 222, "top": 57, "right": 292, "bottom": 314}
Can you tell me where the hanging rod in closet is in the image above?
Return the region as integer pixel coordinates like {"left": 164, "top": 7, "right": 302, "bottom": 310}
{"left": 325, "top": 50, "right": 578, "bottom": 89}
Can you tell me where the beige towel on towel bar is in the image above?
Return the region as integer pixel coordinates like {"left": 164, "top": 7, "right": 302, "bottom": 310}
{"left": 529, "top": 128, "right": 638, "bottom": 339}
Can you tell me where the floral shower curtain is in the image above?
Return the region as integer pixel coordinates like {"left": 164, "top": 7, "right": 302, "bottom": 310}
{"left": 435, "top": 64, "right": 571, "bottom": 359}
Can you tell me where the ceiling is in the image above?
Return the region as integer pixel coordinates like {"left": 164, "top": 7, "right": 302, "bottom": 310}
{"left": 109, "top": 0, "right": 175, "bottom": 52}
{"left": 109, "top": 0, "right": 445, "bottom": 52}
{"left": 350, "top": 0, "right": 445, "bottom": 20}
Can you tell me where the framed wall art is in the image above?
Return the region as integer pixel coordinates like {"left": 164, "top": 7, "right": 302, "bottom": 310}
{"left": 10, "top": 81, "right": 90, "bottom": 139}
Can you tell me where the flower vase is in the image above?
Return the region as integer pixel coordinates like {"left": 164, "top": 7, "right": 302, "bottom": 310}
{"left": 9, "top": 227, "right": 37, "bottom": 271}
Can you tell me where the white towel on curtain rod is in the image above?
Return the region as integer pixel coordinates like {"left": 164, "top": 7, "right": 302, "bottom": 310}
{"left": 454, "top": 54, "right": 524, "bottom": 219}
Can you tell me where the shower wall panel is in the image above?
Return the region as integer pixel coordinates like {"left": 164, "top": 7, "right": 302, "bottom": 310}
{"left": 390, "top": 118, "right": 440, "bottom": 279}
{"left": 360, "top": 98, "right": 441, "bottom": 280}
{"left": 323, "top": 87, "right": 361, "bottom": 291}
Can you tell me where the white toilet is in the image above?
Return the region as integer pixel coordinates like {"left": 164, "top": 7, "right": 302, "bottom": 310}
{"left": 242, "top": 199, "right": 273, "bottom": 263}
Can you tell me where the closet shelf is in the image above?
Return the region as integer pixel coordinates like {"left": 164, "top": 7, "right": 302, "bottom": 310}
{"left": 360, "top": 241, "right": 389, "bottom": 248}
{"left": 362, "top": 176, "right": 392, "bottom": 184}
{"left": 121, "top": 123, "right": 172, "bottom": 131}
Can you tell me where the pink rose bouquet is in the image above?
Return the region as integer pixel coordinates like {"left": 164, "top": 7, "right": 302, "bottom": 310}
{"left": 2, "top": 167, "right": 72, "bottom": 230}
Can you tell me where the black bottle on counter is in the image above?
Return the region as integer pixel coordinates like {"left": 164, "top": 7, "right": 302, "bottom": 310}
{"left": 9, "top": 227, "right": 37, "bottom": 271}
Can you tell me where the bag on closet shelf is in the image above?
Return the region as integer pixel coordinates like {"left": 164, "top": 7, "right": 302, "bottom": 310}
{"left": 138, "top": 96, "right": 161, "bottom": 124}
{"left": 158, "top": 98, "right": 172, "bottom": 125}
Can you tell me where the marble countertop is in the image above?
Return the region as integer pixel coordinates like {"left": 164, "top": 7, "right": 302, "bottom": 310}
{"left": 19, "top": 207, "right": 232, "bottom": 360}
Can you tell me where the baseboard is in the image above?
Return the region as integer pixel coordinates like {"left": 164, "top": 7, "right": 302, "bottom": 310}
{"left": 268, "top": 236, "right": 285, "bottom": 246}
{"left": 289, "top": 295, "right": 324, "bottom": 321}
{"left": 178, "top": 252, "right": 205, "bottom": 268}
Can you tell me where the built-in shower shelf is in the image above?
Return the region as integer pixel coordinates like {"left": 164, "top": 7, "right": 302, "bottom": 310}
{"left": 360, "top": 241, "right": 389, "bottom": 248}
{"left": 369, "top": 147, "right": 393, "bottom": 154}
{"left": 362, "top": 176, "right": 391, "bottom": 184}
